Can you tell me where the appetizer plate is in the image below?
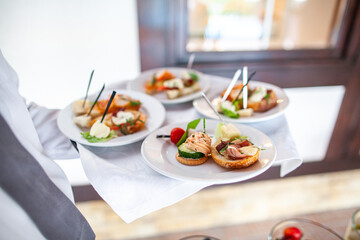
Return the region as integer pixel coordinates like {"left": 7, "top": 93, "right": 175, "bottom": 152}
{"left": 57, "top": 90, "right": 166, "bottom": 147}
{"left": 193, "top": 81, "right": 289, "bottom": 123}
{"left": 141, "top": 119, "right": 276, "bottom": 184}
{"left": 127, "top": 67, "right": 210, "bottom": 105}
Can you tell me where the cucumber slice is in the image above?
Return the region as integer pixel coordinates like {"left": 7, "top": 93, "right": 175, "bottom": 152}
{"left": 178, "top": 143, "right": 204, "bottom": 159}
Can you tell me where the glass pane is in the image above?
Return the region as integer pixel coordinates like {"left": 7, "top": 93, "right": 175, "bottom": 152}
{"left": 187, "top": 0, "right": 347, "bottom": 52}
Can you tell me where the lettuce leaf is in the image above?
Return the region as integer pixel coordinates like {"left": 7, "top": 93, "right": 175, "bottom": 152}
{"left": 80, "top": 130, "right": 117, "bottom": 143}
{"left": 176, "top": 118, "right": 201, "bottom": 147}
{"left": 221, "top": 105, "right": 239, "bottom": 118}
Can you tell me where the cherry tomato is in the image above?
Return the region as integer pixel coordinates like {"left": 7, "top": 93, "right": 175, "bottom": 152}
{"left": 170, "top": 127, "right": 185, "bottom": 145}
{"left": 283, "top": 227, "right": 302, "bottom": 240}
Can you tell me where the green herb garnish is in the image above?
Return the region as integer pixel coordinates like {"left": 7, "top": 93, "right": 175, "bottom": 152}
{"left": 80, "top": 130, "right": 117, "bottom": 143}
{"left": 221, "top": 105, "right": 239, "bottom": 118}
{"left": 188, "top": 72, "right": 198, "bottom": 82}
{"left": 130, "top": 100, "right": 141, "bottom": 106}
{"left": 256, "top": 146, "right": 266, "bottom": 151}
{"left": 203, "top": 118, "right": 206, "bottom": 133}
{"left": 119, "top": 124, "right": 128, "bottom": 135}
{"left": 150, "top": 73, "right": 156, "bottom": 85}
{"left": 176, "top": 118, "right": 201, "bottom": 147}
{"left": 232, "top": 99, "right": 242, "bottom": 111}
{"left": 264, "top": 93, "right": 270, "bottom": 104}
{"left": 118, "top": 115, "right": 144, "bottom": 135}
{"left": 219, "top": 142, "right": 234, "bottom": 153}
{"left": 126, "top": 115, "right": 144, "bottom": 126}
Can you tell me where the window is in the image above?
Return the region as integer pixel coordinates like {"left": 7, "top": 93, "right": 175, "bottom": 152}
{"left": 137, "top": 0, "right": 360, "bottom": 177}
{"left": 187, "top": 0, "right": 347, "bottom": 52}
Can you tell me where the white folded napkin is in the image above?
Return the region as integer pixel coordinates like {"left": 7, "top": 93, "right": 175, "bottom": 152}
{"left": 77, "top": 75, "right": 302, "bottom": 223}
{"left": 78, "top": 143, "right": 209, "bottom": 223}
{"left": 248, "top": 116, "right": 302, "bottom": 177}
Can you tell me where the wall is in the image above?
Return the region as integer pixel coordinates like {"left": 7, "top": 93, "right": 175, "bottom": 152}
{"left": 0, "top": 0, "right": 140, "bottom": 109}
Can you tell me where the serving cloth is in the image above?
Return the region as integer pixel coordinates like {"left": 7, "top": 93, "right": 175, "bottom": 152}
{"left": 77, "top": 74, "right": 303, "bottom": 223}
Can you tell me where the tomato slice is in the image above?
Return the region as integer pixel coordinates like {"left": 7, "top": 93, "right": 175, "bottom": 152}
{"left": 110, "top": 126, "right": 119, "bottom": 130}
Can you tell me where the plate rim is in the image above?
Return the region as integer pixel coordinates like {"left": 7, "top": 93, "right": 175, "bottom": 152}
{"left": 193, "top": 80, "right": 289, "bottom": 123}
{"left": 57, "top": 89, "right": 166, "bottom": 147}
{"left": 141, "top": 119, "right": 277, "bottom": 184}
{"left": 127, "top": 67, "right": 210, "bottom": 105}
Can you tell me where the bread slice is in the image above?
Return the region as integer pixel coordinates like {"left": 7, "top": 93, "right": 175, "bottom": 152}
{"left": 166, "top": 82, "right": 201, "bottom": 99}
{"left": 175, "top": 152, "right": 208, "bottom": 166}
{"left": 181, "top": 82, "right": 201, "bottom": 96}
{"left": 210, "top": 139, "right": 259, "bottom": 169}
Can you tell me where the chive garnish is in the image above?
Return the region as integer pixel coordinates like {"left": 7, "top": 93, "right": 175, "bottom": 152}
{"left": 203, "top": 118, "right": 206, "bottom": 133}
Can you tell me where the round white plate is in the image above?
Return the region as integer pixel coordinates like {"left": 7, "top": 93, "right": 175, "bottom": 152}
{"left": 141, "top": 119, "right": 276, "bottom": 184}
{"left": 193, "top": 81, "right": 289, "bottom": 123}
{"left": 57, "top": 90, "right": 166, "bottom": 147}
{"left": 127, "top": 67, "right": 210, "bottom": 105}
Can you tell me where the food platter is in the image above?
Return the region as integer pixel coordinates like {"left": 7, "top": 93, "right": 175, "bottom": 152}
{"left": 57, "top": 90, "right": 165, "bottom": 147}
{"left": 193, "top": 81, "right": 289, "bottom": 123}
{"left": 127, "top": 67, "right": 210, "bottom": 104}
{"left": 141, "top": 119, "right": 276, "bottom": 184}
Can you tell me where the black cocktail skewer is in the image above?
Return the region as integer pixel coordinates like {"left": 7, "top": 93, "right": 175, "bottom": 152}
{"left": 87, "top": 84, "right": 105, "bottom": 116}
{"left": 83, "top": 70, "right": 94, "bottom": 107}
{"left": 156, "top": 134, "right": 171, "bottom": 138}
{"left": 232, "top": 71, "right": 256, "bottom": 103}
{"left": 101, "top": 90, "right": 116, "bottom": 123}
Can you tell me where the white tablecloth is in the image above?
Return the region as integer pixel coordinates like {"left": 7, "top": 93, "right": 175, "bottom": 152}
{"left": 77, "top": 74, "right": 303, "bottom": 223}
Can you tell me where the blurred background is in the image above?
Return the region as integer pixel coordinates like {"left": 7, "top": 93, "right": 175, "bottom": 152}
{"left": 0, "top": 0, "right": 359, "bottom": 239}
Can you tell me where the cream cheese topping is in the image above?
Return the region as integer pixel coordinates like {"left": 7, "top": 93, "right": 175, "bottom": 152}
{"left": 181, "top": 71, "right": 191, "bottom": 80}
{"left": 249, "top": 86, "right": 266, "bottom": 103}
{"left": 90, "top": 120, "right": 110, "bottom": 138}
{"left": 221, "top": 100, "right": 236, "bottom": 113}
{"left": 112, "top": 111, "right": 134, "bottom": 125}
{"left": 239, "top": 146, "right": 258, "bottom": 156}
{"left": 163, "top": 78, "right": 184, "bottom": 90}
